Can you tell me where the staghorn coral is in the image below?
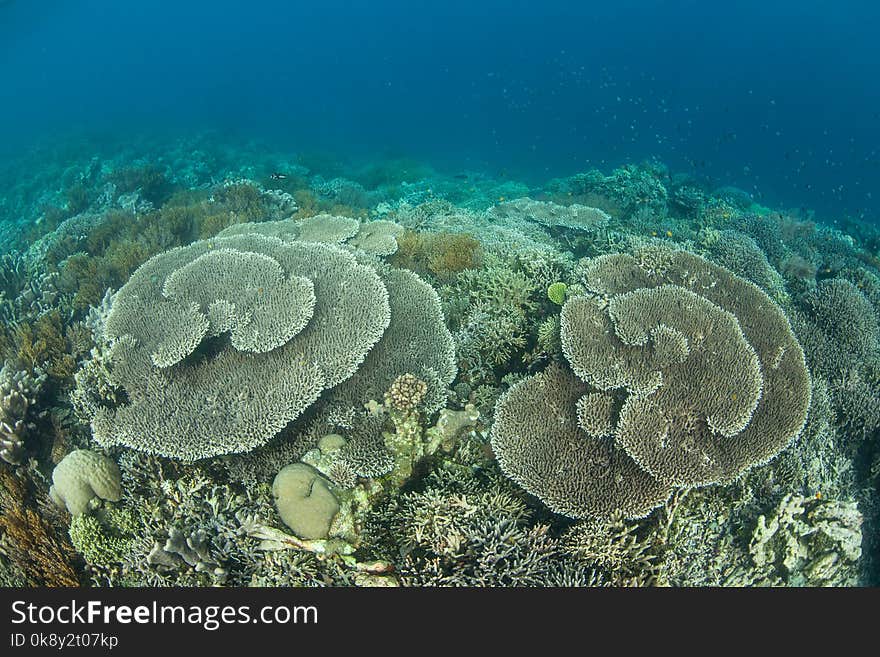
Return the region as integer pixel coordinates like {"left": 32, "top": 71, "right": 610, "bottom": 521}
{"left": 530, "top": 315, "right": 562, "bottom": 363}
{"left": 767, "top": 378, "right": 854, "bottom": 500}
{"left": 492, "top": 247, "right": 811, "bottom": 519}
{"left": 561, "top": 515, "right": 659, "bottom": 586}
{"left": 443, "top": 252, "right": 549, "bottom": 386}
{"left": 653, "top": 487, "right": 752, "bottom": 586}
{"left": 108, "top": 453, "right": 279, "bottom": 586}
{"left": 365, "top": 467, "right": 566, "bottom": 587}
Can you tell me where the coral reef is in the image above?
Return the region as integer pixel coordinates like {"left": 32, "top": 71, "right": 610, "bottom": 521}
{"left": 2, "top": 138, "right": 878, "bottom": 587}
{"left": 794, "top": 278, "right": 879, "bottom": 377}
{"left": 0, "top": 465, "right": 80, "bottom": 586}
{"left": 488, "top": 197, "right": 611, "bottom": 232}
{"left": 391, "top": 229, "right": 483, "bottom": 282}
{"left": 492, "top": 363, "right": 673, "bottom": 518}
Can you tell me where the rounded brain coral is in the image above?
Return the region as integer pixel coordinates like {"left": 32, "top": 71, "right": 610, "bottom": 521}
{"left": 491, "top": 246, "right": 811, "bottom": 519}
{"left": 49, "top": 449, "right": 122, "bottom": 516}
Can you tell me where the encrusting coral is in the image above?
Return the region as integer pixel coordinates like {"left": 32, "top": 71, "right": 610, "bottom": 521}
{"left": 748, "top": 493, "right": 862, "bottom": 586}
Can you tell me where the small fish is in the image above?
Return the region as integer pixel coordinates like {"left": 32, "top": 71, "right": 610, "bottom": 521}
{"left": 269, "top": 172, "right": 287, "bottom": 180}
{"left": 453, "top": 173, "right": 469, "bottom": 180}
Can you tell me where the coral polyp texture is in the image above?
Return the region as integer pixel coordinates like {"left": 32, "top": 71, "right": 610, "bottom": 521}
{"left": 90, "top": 225, "right": 454, "bottom": 461}
{"left": 492, "top": 363, "right": 674, "bottom": 518}
{"left": 491, "top": 246, "right": 811, "bottom": 518}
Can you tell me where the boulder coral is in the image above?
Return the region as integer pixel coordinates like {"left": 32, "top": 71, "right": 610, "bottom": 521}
{"left": 272, "top": 462, "right": 340, "bottom": 540}
{"left": 49, "top": 449, "right": 122, "bottom": 516}
{"left": 491, "top": 246, "right": 811, "bottom": 519}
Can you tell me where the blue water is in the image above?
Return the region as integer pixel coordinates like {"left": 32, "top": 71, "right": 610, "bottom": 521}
{"left": 1, "top": 0, "right": 878, "bottom": 221}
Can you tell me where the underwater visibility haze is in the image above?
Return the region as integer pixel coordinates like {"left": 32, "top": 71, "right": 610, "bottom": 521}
{"left": 0, "top": 1, "right": 878, "bottom": 587}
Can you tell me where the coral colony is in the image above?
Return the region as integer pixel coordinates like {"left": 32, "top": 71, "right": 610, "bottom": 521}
{"left": 0, "top": 141, "right": 877, "bottom": 587}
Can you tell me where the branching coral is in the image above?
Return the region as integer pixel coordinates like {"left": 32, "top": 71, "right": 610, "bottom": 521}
{"left": 0, "top": 362, "right": 47, "bottom": 465}
{"left": 794, "top": 278, "right": 879, "bottom": 377}
{"left": 561, "top": 515, "right": 659, "bottom": 586}
{"left": 365, "top": 467, "right": 559, "bottom": 586}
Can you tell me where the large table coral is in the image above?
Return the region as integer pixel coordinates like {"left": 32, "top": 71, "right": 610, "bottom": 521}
{"left": 491, "top": 246, "right": 812, "bottom": 519}
{"left": 88, "top": 217, "right": 455, "bottom": 461}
